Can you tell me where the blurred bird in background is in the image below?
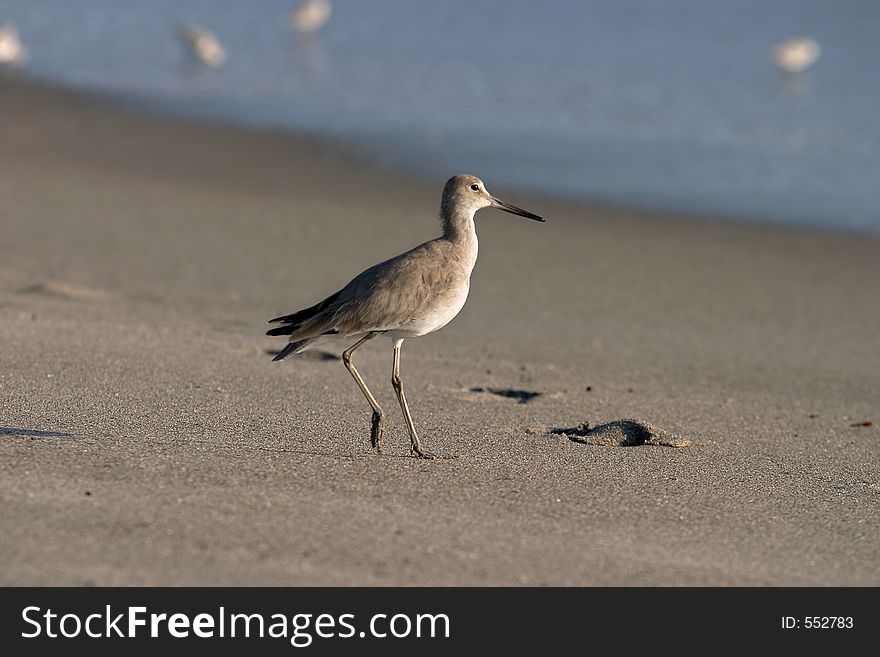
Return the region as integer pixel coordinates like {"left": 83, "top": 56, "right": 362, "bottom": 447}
{"left": 771, "top": 37, "right": 821, "bottom": 73}
{"left": 0, "top": 23, "right": 26, "bottom": 65}
{"left": 289, "top": 0, "right": 332, "bottom": 33}
{"left": 178, "top": 24, "right": 226, "bottom": 68}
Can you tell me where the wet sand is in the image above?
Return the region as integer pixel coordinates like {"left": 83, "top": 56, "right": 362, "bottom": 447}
{"left": 1, "top": 77, "right": 879, "bottom": 585}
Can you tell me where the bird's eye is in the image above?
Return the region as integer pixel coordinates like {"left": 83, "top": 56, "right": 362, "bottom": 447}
{"left": 470, "top": 184, "right": 480, "bottom": 191}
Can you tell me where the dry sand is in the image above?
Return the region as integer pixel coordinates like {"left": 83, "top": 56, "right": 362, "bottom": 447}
{"left": 1, "top": 77, "right": 879, "bottom": 586}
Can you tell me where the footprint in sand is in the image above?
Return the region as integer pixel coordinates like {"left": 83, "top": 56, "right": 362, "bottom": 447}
{"left": 17, "top": 281, "right": 113, "bottom": 301}
{"left": 468, "top": 386, "right": 542, "bottom": 404}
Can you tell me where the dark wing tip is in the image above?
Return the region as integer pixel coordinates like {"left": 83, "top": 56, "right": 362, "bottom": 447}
{"left": 271, "top": 343, "right": 298, "bottom": 361}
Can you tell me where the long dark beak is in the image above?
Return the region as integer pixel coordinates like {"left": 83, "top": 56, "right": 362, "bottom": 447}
{"left": 491, "top": 197, "right": 545, "bottom": 222}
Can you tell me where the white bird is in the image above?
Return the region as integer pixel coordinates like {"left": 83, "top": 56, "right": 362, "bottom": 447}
{"left": 289, "top": 0, "right": 332, "bottom": 33}
{"left": 0, "top": 23, "right": 27, "bottom": 65}
{"left": 178, "top": 25, "right": 226, "bottom": 68}
{"left": 267, "top": 175, "right": 545, "bottom": 459}
{"left": 771, "top": 37, "right": 821, "bottom": 74}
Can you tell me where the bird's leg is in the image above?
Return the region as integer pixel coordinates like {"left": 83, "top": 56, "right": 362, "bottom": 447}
{"left": 342, "top": 333, "right": 385, "bottom": 452}
{"left": 391, "top": 340, "right": 436, "bottom": 460}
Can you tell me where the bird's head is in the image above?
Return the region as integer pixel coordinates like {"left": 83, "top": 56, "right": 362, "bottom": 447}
{"left": 441, "top": 174, "right": 544, "bottom": 222}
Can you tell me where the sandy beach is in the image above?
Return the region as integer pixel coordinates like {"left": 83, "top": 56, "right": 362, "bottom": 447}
{"left": 1, "top": 76, "right": 878, "bottom": 586}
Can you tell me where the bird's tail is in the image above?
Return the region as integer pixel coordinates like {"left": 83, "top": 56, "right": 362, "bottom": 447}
{"left": 267, "top": 289, "right": 342, "bottom": 337}
{"left": 272, "top": 337, "right": 318, "bottom": 361}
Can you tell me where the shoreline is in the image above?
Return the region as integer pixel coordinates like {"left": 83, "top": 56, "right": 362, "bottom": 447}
{"left": 7, "top": 71, "right": 877, "bottom": 238}
{"left": 1, "top": 73, "right": 878, "bottom": 586}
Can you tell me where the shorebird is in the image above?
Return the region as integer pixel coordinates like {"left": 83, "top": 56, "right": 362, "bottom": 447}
{"left": 771, "top": 37, "right": 821, "bottom": 74}
{"left": 289, "top": 0, "right": 332, "bottom": 33}
{"left": 177, "top": 25, "right": 226, "bottom": 68}
{"left": 267, "top": 174, "right": 544, "bottom": 458}
{"left": 0, "top": 23, "right": 26, "bottom": 65}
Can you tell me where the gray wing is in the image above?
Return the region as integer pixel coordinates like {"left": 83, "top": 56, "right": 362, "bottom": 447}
{"left": 269, "top": 239, "right": 460, "bottom": 341}
{"left": 330, "top": 239, "right": 460, "bottom": 335}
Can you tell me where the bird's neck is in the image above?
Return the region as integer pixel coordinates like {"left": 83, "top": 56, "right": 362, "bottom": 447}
{"left": 442, "top": 208, "right": 479, "bottom": 271}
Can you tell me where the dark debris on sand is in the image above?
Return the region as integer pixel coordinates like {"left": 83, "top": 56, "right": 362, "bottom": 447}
{"left": 550, "top": 418, "right": 692, "bottom": 448}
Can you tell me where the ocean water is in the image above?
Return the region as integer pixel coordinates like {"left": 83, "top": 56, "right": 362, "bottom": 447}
{"left": 2, "top": 0, "right": 879, "bottom": 231}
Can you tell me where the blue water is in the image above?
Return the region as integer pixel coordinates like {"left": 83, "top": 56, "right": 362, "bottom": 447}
{"left": 2, "top": 0, "right": 879, "bottom": 231}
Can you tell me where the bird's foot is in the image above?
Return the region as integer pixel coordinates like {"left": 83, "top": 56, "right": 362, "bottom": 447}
{"left": 411, "top": 445, "right": 437, "bottom": 460}
{"left": 410, "top": 442, "right": 460, "bottom": 460}
{"left": 370, "top": 411, "right": 384, "bottom": 452}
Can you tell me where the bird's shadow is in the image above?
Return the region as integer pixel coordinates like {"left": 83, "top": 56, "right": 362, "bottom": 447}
{"left": 255, "top": 445, "right": 418, "bottom": 461}
{"left": 1, "top": 427, "right": 73, "bottom": 438}
{"left": 264, "top": 348, "right": 340, "bottom": 361}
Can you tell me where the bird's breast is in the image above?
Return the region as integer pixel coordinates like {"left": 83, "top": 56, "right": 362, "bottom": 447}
{"left": 393, "top": 277, "right": 471, "bottom": 338}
